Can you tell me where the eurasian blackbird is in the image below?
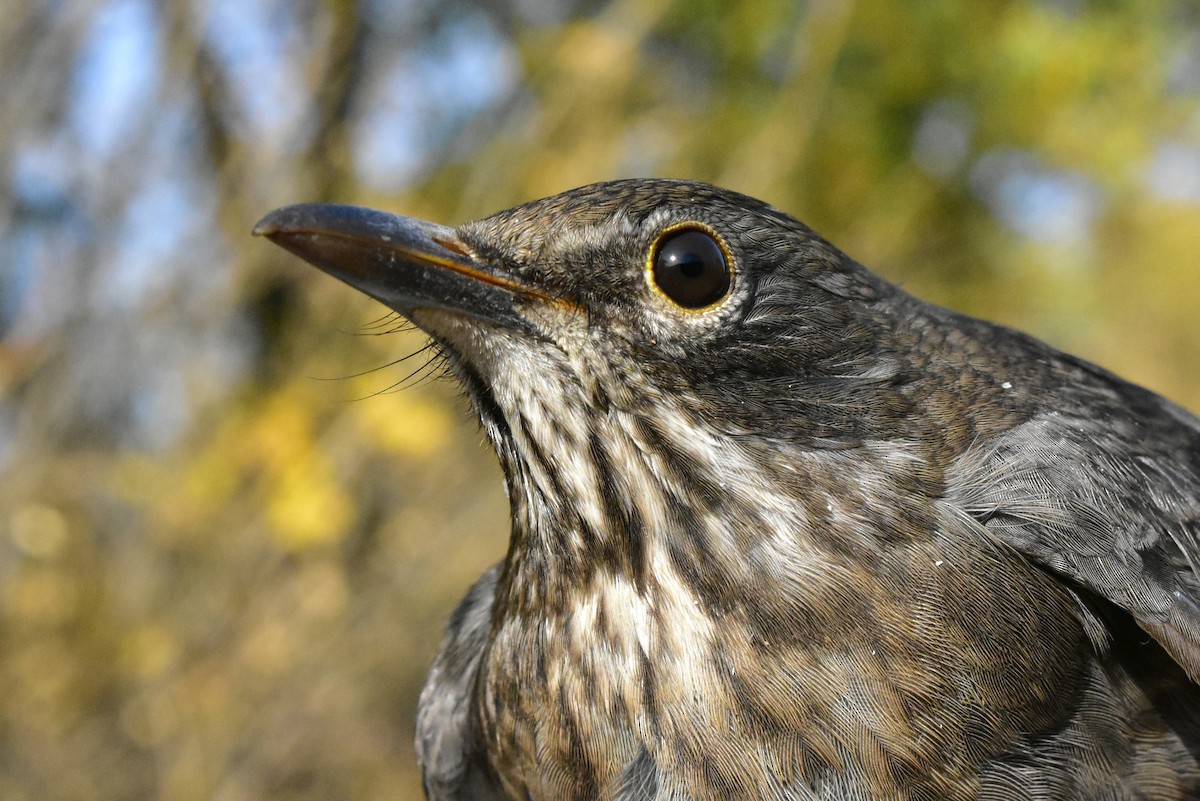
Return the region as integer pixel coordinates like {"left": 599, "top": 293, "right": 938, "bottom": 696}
{"left": 254, "top": 180, "right": 1200, "bottom": 801}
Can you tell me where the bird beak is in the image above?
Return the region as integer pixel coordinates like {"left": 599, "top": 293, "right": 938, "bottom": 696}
{"left": 252, "top": 203, "right": 534, "bottom": 329}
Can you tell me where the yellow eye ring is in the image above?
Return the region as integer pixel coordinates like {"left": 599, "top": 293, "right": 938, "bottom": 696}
{"left": 645, "top": 222, "right": 735, "bottom": 312}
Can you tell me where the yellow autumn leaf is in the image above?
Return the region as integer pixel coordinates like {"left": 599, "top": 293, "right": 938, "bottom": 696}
{"left": 266, "top": 454, "right": 353, "bottom": 550}
{"left": 350, "top": 390, "right": 454, "bottom": 458}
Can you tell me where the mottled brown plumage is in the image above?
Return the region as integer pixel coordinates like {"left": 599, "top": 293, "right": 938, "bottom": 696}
{"left": 255, "top": 180, "right": 1200, "bottom": 800}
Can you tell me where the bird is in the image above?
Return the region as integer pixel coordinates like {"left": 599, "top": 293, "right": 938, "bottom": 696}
{"left": 253, "top": 179, "right": 1200, "bottom": 801}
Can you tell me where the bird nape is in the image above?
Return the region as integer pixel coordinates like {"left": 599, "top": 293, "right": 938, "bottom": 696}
{"left": 254, "top": 179, "right": 1200, "bottom": 801}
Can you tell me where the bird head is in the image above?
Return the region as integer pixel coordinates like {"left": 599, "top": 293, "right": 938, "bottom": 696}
{"left": 254, "top": 180, "right": 916, "bottom": 445}
{"left": 254, "top": 180, "right": 955, "bottom": 607}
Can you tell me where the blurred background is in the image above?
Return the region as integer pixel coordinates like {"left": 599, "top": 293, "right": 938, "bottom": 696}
{"left": 1, "top": 0, "right": 1199, "bottom": 799}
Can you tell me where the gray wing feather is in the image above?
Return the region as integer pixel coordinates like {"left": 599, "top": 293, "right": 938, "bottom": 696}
{"left": 946, "top": 400, "right": 1200, "bottom": 681}
{"left": 416, "top": 566, "right": 505, "bottom": 801}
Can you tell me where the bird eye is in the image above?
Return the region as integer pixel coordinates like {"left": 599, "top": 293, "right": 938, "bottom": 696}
{"left": 649, "top": 227, "right": 732, "bottom": 310}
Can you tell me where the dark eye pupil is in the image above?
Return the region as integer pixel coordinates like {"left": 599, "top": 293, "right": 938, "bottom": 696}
{"left": 652, "top": 229, "right": 730, "bottom": 309}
